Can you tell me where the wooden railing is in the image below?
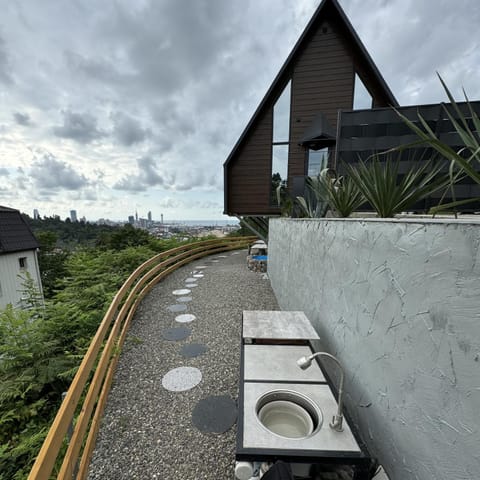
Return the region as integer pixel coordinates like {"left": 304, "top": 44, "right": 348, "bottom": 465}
{"left": 28, "top": 236, "right": 255, "bottom": 480}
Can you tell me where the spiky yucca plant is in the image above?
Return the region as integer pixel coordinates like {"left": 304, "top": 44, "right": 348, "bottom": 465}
{"left": 326, "top": 174, "right": 365, "bottom": 217}
{"left": 296, "top": 170, "right": 331, "bottom": 218}
{"left": 344, "top": 154, "right": 450, "bottom": 218}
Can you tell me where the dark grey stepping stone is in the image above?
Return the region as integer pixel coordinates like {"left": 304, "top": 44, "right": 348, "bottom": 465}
{"left": 192, "top": 395, "right": 238, "bottom": 434}
{"left": 167, "top": 304, "right": 187, "bottom": 312}
{"left": 177, "top": 296, "right": 192, "bottom": 303}
{"left": 181, "top": 343, "right": 208, "bottom": 358}
{"left": 162, "top": 326, "right": 191, "bottom": 341}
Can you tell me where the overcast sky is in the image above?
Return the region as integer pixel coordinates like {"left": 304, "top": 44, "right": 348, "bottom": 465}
{"left": 1, "top": 0, "right": 479, "bottom": 222}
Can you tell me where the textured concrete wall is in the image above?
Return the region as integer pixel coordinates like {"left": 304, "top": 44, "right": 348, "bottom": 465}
{"left": 268, "top": 218, "right": 480, "bottom": 480}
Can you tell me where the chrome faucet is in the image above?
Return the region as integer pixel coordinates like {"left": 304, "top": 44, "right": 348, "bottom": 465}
{"left": 297, "top": 352, "right": 345, "bottom": 432}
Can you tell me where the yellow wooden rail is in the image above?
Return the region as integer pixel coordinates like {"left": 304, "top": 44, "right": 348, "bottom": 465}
{"left": 28, "top": 236, "right": 255, "bottom": 480}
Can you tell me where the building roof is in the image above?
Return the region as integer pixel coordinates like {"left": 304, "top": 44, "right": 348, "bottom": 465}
{"left": 0, "top": 206, "right": 40, "bottom": 254}
{"left": 223, "top": 0, "right": 398, "bottom": 170}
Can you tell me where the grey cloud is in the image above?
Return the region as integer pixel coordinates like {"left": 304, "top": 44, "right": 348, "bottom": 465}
{"left": 13, "top": 112, "right": 32, "bottom": 126}
{"left": 112, "top": 112, "right": 150, "bottom": 146}
{"left": 0, "top": 35, "right": 13, "bottom": 85}
{"left": 104, "top": 1, "right": 239, "bottom": 95}
{"left": 113, "top": 156, "right": 168, "bottom": 191}
{"left": 173, "top": 169, "right": 206, "bottom": 191}
{"left": 0, "top": 167, "right": 9, "bottom": 176}
{"left": 30, "top": 153, "right": 89, "bottom": 191}
{"left": 64, "top": 50, "right": 126, "bottom": 85}
{"left": 53, "top": 110, "right": 104, "bottom": 143}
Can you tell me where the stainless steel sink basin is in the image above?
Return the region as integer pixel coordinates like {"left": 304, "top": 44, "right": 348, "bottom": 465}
{"left": 256, "top": 390, "right": 323, "bottom": 439}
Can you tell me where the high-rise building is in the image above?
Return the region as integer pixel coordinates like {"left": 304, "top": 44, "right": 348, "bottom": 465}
{"left": 161, "top": 214, "right": 164, "bottom": 224}
{"left": 33, "top": 209, "right": 40, "bottom": 220}
{"left": 128, "top": 215, "right": 134, "bottom": 225}
{"left": 148, "top": 211, "right": 152, "bottom": 222}
{"left": 70, "top": 210, "right": 77, "bottom": 222}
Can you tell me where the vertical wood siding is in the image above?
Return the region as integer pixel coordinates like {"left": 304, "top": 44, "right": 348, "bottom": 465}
{"left": 0, "top": 250, "right": 42, "bottom": 309}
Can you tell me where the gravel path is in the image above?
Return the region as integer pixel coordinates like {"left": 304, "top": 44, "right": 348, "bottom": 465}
{"left": 87, "top": 249, "right": 279, "bottom": 480}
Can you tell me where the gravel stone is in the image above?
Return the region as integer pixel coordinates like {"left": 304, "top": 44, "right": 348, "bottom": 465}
{"left": 87, "top": 250, "right": 279, "bottom": 480}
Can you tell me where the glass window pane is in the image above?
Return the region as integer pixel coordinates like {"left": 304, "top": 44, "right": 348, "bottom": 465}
{"left": 271, "top": 144, "right": 289, "bottom": 205}
{"left": 308, "top": 147, "right": 329, "bottom": 176}
{"left": 353, "top": 74, "right": 372, "bottom": 110}
{"left": 273, "top": 81, "right": 291, "bottom": 142}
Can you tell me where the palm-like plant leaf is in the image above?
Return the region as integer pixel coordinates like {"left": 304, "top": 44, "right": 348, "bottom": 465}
{"left": 395, "top": 74, "right": 480, "bottom": 191}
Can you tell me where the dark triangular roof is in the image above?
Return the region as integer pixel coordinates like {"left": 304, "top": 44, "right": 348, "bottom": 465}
{"left": 223, "top": 0, "right": 398, "bottom": 168}
{"left": 0, "top": 206, "right": 40, "bottom": 254}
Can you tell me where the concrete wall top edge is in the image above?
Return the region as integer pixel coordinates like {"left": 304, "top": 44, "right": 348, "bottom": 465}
{"left": 272, "top": 216, "right": 480, "bottom": 226}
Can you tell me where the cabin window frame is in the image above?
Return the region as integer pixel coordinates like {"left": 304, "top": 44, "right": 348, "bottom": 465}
{"left": 19, "top": 256, "right": 27, "bottom": 270}
{"left": 271, "top": 80, "right": 292, "bottom": 206}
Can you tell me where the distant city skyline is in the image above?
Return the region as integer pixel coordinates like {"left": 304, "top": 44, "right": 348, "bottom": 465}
{"left": 30, "top": 207, "right": 237, "bottom": 225}
{"left": 1, "top": 1, "right": 479, "bottom": 220}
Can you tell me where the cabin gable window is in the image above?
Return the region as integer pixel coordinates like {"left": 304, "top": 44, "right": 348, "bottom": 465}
{"left": 353, "top": 73, "right": 373, "bottom": 110}
{"left": 271, "top": 81, "right": 291, "bottom": 205}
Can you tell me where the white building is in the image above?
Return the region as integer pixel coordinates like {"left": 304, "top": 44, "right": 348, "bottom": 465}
{"left": 0, "top": 206, "right": 43, "bottom": 309}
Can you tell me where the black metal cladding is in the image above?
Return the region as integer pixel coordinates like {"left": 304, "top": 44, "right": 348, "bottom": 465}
{"left": 335, "top": 101, "right": 480, "bottom": 212}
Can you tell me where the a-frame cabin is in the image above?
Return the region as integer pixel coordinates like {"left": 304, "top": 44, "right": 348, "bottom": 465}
{"left": 223, "top": 0, "right": 397, "bottom": 217}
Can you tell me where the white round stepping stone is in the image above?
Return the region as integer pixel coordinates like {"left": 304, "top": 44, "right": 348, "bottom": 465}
{"left": 172, "top": 288, "right": 191, "bottom": 295}
{"left": 196, "top": 266, "right": 208, "bottom": 269}
{"left": 211, "top": 260, "right": 219, "bottom": 263}
{"left": 177, "top": 296, "right": 192, "bottom": 302}
{"left": 185, "top": 277, "right": 196, "bottom": 282}
{"left": 186, "top": 283, "right": 198, "bottom": 288}
{"left": 216, "top": 255, "right": 227, "bottom": 258}
{"left": 193, "top": 274, "right": 204, "bottom": 278}
{"left": 175, "top": 314, "right": 196, "bottom": 323}
{"left": 162, "top": 367, "right": 202, "bottom": 392}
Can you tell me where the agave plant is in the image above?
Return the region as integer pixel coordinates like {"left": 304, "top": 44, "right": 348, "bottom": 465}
{"left": 344, "top": 154, "right": 450, "bottom": 218}
{"left": 326, "top": 173, "right": 365, "bottom": 217}
{"left": 395, "top": 74, "right": 480, "bottom": 213}
{"left": 295, "top": 170, "right": 331, "bottom": 218}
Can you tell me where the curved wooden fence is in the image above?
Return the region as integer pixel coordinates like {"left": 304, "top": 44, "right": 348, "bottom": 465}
{"left": 28, "top": 236, "right": 255, "bottom": 480}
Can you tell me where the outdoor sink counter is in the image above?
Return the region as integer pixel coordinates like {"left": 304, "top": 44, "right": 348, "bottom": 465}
{"left": 236, "top": 310, "right": 376, "bottom": 480}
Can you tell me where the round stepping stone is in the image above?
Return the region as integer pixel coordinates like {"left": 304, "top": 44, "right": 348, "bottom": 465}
{"left": 216, "top": 255, "right": 227, "bottom": 258}
{"left": 193, "top": 274, "right": 204, "bottom": 278}
{"left": 172, "top": 288, "right": 191, "bottom": 295}
{"left": 175, "top": 314, "right": 196, "bottom": 323}
{"left": 177, "top": 296, "right": 192, "bottom": 303}
{"left": 162, "top": 367, "right": 202, "bottom": 392}
{"left": 196, "top": 266, "right": 208, "bottom": 269}
{"left": 185, "top": 277, "right": 196, "bottom": 282}
{"left": 211, "top": 260, "right": 219, "bottom": 263}
{"left": 162, "top": 326, "right": 191, "bottom": 341}
{"left": 192, "top": 395, "right": 238, "bottom": 433}
{"left": 180, "top": 343, "right": 208, "bottom": 358}
{"left": 167, "top": 304, "right": 187, "bottom": 312}
{"left": 185, "top": 283, "right": 198, "bottom": 288}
